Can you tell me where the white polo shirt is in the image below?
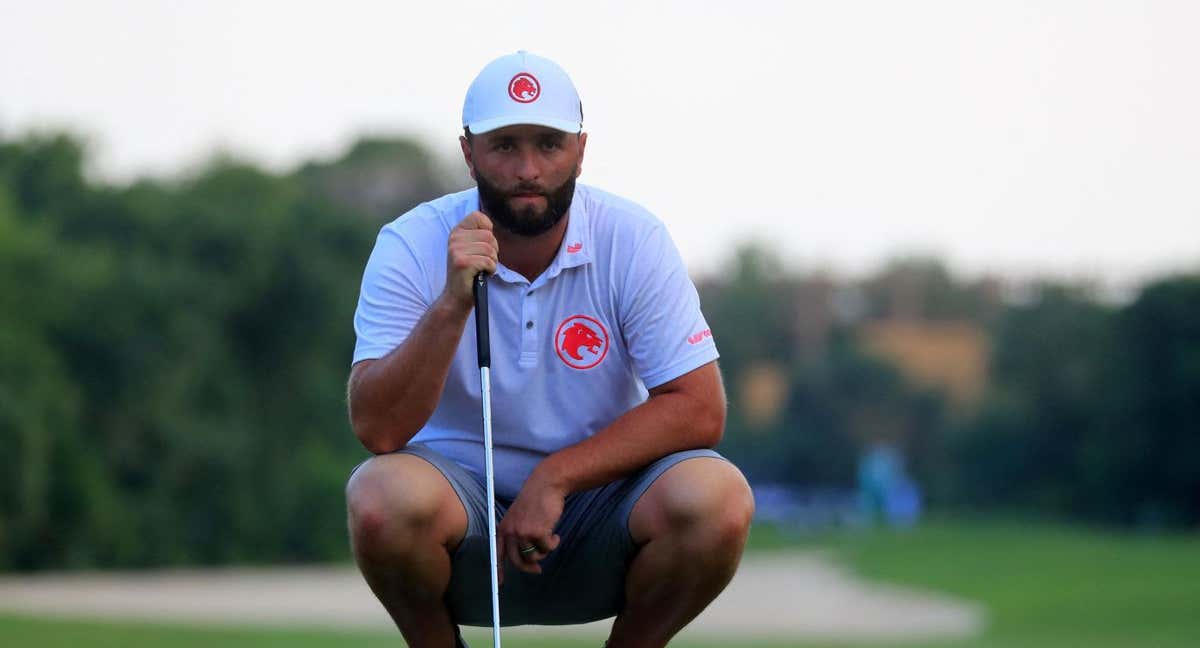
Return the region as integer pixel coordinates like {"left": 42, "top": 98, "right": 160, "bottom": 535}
{"left": 352, "top": 183, "right": 719, "bottom": 498}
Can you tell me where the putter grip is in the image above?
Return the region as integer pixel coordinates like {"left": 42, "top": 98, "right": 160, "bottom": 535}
{"left": 473, "top": 272, "right": 490, "bottom": 368}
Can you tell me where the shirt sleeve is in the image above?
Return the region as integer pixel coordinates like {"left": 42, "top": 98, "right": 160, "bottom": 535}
{"left": 618, "top": 223, "right": 719, "bottom": 388}
{"left": 352, "top": 226, "right": 434, "bottom": 365}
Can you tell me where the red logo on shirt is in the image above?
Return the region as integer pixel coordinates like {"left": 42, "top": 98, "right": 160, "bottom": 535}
{"left": 567, "top": 242, "right": 582, "bottom": 253}
{"left": 508, "top": 73, "right": 541, "bottom": 103}
{"left": 687, "top": 328, "right": 713, "bottom": 345}
{"left": 555, "top": 315, "right": 609, "bottom": 369}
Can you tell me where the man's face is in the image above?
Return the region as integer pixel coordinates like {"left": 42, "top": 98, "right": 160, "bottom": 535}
{"left": 460, "top": 125, "right": 587, "bottom": 237}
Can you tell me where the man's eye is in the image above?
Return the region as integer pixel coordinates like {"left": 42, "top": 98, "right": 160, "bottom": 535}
{"left": 494, "top": 142, "right": 514, "bottom": 152}
{"left": 540, "top": 139, "right": 562, "bottom": 150}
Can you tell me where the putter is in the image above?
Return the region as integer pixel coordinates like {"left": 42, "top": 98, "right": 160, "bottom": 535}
{"left": 473, "top": 271, "right": 502, "bottom": 648}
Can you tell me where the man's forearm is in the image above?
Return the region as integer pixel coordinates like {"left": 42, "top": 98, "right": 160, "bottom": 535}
{"left": 349, "top": 294, "right": 473, "bottom": 453}
{"left": 530, "top": 363, "right": 725, "bottom": 495}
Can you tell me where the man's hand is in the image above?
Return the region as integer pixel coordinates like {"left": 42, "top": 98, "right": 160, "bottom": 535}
{"left": 445, "top": 210, "right": 498, "bottom": 308}
{"left": 496, "top": 475, "right": 565, "bottom": 581}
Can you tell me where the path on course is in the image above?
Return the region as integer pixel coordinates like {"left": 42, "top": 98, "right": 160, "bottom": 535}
{"left": 0, "top": 551, "right": 985, "bottom": 642}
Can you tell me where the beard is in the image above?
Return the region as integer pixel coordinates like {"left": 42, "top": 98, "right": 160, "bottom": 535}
{"left": 475, "top": 167, "right": 576, "bottom": 237}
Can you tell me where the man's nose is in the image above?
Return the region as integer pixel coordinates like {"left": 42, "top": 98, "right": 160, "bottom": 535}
{"left": 514, "top": 149, "right": 539, "bottom": 182}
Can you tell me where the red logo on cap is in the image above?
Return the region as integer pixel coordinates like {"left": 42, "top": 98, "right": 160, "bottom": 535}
{"left": 508, "top": 73, "right": 541, "bottom": 103}
{"left": 555, "top": 315, "right": 609, "bottom": 370}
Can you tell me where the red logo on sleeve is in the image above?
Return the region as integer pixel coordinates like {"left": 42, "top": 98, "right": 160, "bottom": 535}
{"left": 687, "top": 328, "right": 713, "bottom": 345}
{"left": 555, "top": 315, "right": 609, "bottom": 369}
{"left": 567, "top": 242, "right": 582, "bottom": 253}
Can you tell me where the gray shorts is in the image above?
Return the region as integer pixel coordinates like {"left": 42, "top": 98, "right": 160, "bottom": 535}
{"left": 392, "top": 443, "right": 725, "bottom": 627}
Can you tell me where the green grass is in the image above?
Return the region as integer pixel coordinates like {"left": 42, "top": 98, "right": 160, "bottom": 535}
{"left": 0, "top": 615, "right": 803, "bottom": 648}
{"left": 3, "top": 519, "right": 1199, "bottom": 647}
{"left": 0, "top": 616, "right": 391, "bottom": 648}
{"left": 763, "top": 518, "right": 1200, "bottom": 648}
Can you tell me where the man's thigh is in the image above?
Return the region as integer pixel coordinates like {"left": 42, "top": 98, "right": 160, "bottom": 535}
{"left": 449, "top": 448, "right": 726, "bottom": 627}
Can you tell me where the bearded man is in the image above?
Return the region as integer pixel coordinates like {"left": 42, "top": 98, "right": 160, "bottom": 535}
{"left": 345, "top": 51, "right": 753, "bottom": 648}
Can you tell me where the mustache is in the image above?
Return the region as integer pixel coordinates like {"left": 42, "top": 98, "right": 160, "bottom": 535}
{"left": 508, "top": 183, "right": 547, "bottom": 195}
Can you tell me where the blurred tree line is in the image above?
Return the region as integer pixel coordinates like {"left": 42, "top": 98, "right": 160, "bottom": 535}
{"left": 0, "top": 132, "right": 452, "bottom": 570}
{"left": 1, "top": 131, "right": 1197, "bottom": 571}
{"left": 705, "top": 248, "right": 1200, "bottom": 530}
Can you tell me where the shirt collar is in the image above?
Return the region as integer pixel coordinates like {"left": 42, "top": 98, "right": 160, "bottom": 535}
{"left": 548, "top": 186, "right": 593, "bottom": 272}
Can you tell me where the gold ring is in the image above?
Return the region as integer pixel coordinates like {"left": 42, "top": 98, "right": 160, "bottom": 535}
{"left": 518, "top": 544, "right": 537, "bottom": 555}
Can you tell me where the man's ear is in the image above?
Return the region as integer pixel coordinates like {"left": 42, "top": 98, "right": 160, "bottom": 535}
{"left": 459, "top": 135, "right": 477, "bottom": 180}
{"left": 576, "top": 131, "right": 588, "bottom": 178}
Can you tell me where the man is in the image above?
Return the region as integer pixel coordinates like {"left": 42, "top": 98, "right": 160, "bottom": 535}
{"left": 345, "top": 51, "right": 754, "bottom": 648}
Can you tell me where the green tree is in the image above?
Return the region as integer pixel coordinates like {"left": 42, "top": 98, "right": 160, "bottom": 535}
{"left": 1084, "top": 276, "right": 1200, "bottom": 526}
{"left": 0, "top": 132, "right": 414, "bottom": 569}
{"left": 952, "top": 284, "right": 1113, "bottom": 513}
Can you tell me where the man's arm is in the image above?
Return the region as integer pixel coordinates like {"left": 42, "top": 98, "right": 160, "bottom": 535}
{"left": 347, "top": 211, "right": 498, "bottom": 454}
{"left": 495, "top": 360, "right": 725, "bottom": 573}
{"left": 535, "top": 360, "right": 726, "bottom": 494}
{"left": 347, "top": 295, "right": 472, "bottom": 453}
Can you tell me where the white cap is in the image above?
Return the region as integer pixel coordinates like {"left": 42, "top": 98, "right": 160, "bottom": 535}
{"left": 462, "top": 51, "right": 582, "bottom": 135}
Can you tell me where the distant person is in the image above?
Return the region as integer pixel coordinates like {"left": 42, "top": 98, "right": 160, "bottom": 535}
{"left": 344, "top": 51, "right": 754, "bottom": 648}
{"left": 857, "top": 442, "right": 922, "bottom": 527}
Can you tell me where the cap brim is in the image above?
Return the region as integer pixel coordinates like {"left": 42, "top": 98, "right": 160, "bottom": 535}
{"left": 466, "top": 115, "right": 581, "bottom": 135}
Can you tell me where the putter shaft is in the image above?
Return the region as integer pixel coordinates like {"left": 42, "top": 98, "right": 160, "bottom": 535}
{"left": 474, "top": 272, "right": 501, "bottom": 648}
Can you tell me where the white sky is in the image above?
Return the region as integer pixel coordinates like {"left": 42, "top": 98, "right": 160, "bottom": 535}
{"left": 3, "top": 1, "right": 1198, "bottom": 282}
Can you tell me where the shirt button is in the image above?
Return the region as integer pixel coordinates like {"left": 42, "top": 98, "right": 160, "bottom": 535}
{"left": 525, "top": 321, "right": 534, "bottom": 329}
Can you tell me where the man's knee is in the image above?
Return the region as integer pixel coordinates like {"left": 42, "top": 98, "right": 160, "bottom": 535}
{"left": 632, "top": 457, "right": 755, "bottom": 547}
{"left": 345, "top": 453, "right": 466, "bottom": 552}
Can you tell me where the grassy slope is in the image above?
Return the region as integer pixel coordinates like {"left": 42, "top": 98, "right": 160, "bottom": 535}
{"left": 0, "top": 615, "right": 804, "bottom": 648}
{"left": 775, "top": 519, "right": 1200, "bottom": 648}
{"left": 3, "top": 520, "right": 1199, "bottom": 647}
